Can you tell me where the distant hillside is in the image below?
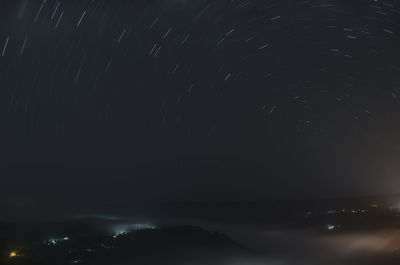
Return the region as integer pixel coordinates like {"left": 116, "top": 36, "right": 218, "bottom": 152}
{"left": 144, "top": 194, "right": 400, "bottom": 225}
{"left": 0, "top": 221, "right": 249, "bottom": 265}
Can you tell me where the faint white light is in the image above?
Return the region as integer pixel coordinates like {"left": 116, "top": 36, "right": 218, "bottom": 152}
{"left": 327, "top": 224, "right": 336, "bottom": 230}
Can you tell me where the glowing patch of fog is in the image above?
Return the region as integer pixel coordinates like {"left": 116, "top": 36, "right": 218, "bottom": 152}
{"left": 317, "top": 230, "right": 400, "bottom": 254}
{"left": 111, "top": 223, "right": 156, "bottom": 234}
{"left": 192, "top": 222, "right": 400, "bottom": 265}
{"left": 73, "top": 214, "right": 157, "bottom": 234}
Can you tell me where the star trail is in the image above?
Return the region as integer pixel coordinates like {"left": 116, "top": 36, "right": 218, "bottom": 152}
{"left": 0, "top": 0, "right": 400, "bottom": 209}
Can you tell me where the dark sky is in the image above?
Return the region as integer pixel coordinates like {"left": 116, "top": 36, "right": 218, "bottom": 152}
{"left": 1, "top": 0, "right": 400, "bottom": 212}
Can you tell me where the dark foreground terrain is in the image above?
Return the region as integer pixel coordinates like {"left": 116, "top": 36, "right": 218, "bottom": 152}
{"left": 4, "top": 196, "right": 400, "bottom": 265}
{"left": 0, "top": 223, "right": 250, "bottom": 265}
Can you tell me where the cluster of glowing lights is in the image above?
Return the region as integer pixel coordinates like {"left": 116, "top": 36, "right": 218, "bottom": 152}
{"left": 327, "top": 224, "right": 341, "bottom": 231}
{"left": 113, "top": 232, "right": 126, "bottom": 238}
{"left": 45, "top": 236, "right": 70, "bottom": 246}
{"left": 9, "top": 251, "right": 23, "bottom": 258}
{"left": 327, "top": 224, "right": 336, "bottom": 230}
{"left": 327, "top": 209, "right": 367, "bottom": 214}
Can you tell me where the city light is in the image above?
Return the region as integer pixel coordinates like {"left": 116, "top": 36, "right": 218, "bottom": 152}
{"left": 45, "top": 236, "right": 70, "bottom": 246}
{"left": 9, "top": 251, "right": 17, "bottom": 258}
{"left": 327, "top": 224, "right": 336, "bottom": 231}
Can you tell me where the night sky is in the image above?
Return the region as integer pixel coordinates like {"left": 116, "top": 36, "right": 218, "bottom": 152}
{"left": 1, "top": 0, "right": 400, "bottom": 212}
